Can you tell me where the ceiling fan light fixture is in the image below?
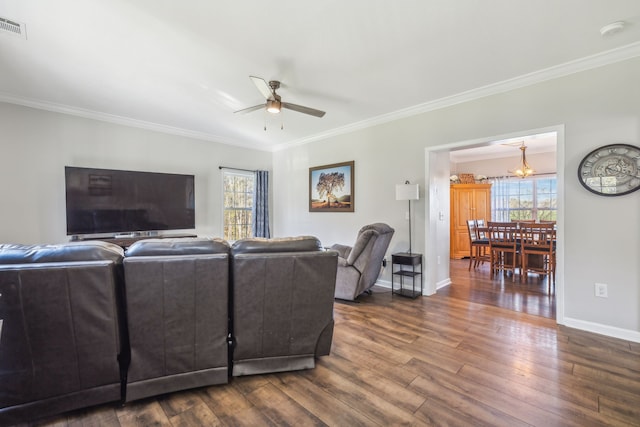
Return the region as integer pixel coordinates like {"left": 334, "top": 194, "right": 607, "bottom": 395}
{"left": 266, "top": 99, "right": 281, "bottom": 114}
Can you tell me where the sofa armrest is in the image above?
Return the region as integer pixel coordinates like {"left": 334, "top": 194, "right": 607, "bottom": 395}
{"left": 330, "top": 243, "right": 352, "bottom": 260}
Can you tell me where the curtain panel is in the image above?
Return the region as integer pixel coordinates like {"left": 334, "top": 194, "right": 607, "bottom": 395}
{"left": 489, "top": 176, "right": 510, "bottom": 222}
{"left": 252, "top": 170, "right": 270, "bottom": 238}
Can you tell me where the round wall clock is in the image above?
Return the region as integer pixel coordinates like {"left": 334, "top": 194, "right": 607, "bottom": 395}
{"left": 578, "top": 143, "right": 640, "bottom": 196}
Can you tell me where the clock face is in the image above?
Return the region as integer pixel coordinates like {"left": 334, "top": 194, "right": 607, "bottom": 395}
{"left": 578, "top": 144, "right": 640, "bottom": 196}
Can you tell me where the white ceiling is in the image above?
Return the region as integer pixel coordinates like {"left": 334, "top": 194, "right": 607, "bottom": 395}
{"left": 448, "top": 131, "right": 558, "bottom": 163}
{"left": 1, "top": 1, "right": 640, "bottom": 152}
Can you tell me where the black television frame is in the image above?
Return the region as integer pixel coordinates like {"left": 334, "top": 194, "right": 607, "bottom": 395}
{"left": 65, "top": 166, "right": 195, "bottom": 237}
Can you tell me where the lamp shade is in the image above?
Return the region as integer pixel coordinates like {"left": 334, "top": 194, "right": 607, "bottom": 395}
{"left": 396, "top": 183, "right": 419, "bottom": 201}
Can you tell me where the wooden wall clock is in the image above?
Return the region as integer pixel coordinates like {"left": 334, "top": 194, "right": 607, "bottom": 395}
{"left": 577, "top": 143, "right": 640, "bottom": 196}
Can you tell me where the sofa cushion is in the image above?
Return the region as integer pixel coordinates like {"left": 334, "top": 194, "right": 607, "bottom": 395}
{"left": 0, "top": 241, "right": 124, "bottom": 423}
{"left": 125, "top": 237, "right": 229, "bottom": 257}
{"left": 231, "top": 236, "right": 321, "bottom": 255}
{"left": 0, "top": 241, "right": 124, "bottom": 264}
{"left": 123, "top": 236, "right": 230, "bottom": 402}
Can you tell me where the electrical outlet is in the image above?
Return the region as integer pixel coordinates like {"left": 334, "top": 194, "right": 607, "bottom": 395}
{"left": 437, "top": 256, "right": 441, "bottom": 265}
{"left": 405, "top": 211, "right": 410, "bottom": 220}
{"left": 595, "top": 283, "right": 608, "bottom": 298}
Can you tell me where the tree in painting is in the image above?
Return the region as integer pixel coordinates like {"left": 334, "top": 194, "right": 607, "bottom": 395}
{"left": 316, "top": 172, "right": 345, "bottom": 208}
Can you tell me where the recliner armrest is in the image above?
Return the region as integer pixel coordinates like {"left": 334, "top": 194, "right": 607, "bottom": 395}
{"left": 330, "top": 243, "right": 352, "bottom": 260}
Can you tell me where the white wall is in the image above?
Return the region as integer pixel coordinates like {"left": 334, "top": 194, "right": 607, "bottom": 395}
{"left": 0, "top": 103, "right": 272, "bottom": 244}
{"left": 273, "top": 57, "right": 640, "bottom": 341}
{"left": 428, "top": 151, "right": 452, "bottom": 291}
{"left": 2, "top": 57, "right": 638, "bottom": 342}
{"left": 272, "top": 126, "right": 426, "bottom": 285}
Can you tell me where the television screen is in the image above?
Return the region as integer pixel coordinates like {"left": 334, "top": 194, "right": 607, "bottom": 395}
{"left": 65, "top": 166, "right": 195, "bottom": 236}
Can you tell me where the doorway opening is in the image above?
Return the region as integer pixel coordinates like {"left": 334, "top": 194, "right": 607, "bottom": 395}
{"left": 424, "top": 125, "right": 564, "bottom": 322}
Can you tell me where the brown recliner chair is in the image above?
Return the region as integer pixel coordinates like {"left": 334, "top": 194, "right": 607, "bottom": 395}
{"left": 0, "top": 241, "right": 127, "bottom": 425}
{"left": 331, "top": 223, "right": 395, "bottom": 301}
{"left": 230, "top": 236, "right": 337, "bottom": 376}
{"left": 122, "top": 238, "right": 230, "bottom": 402}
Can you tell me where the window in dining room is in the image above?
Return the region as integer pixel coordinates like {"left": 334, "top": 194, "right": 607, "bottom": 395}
{"left": 491, "top": 176, "right": 557, "bottom": 222}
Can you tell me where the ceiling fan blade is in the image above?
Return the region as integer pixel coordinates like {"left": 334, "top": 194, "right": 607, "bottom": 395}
{"left": 249, "top": 76, "right": 273, "bottom": 100}
{"left": 281, "top": 102, "right": 326, "bottom": 118}
{"left": 234, "top": 104, "right": 265, "bottom": 114}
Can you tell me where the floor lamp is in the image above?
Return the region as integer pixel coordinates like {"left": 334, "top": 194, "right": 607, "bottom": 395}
{"left": 395, "top": 181, "right": 420, "bottom": 254}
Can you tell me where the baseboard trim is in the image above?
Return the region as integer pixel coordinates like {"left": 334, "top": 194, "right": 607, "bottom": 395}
{"left": 379, "top": 279, "right": 639, "bottom": 343}
{"left": 562, "top": 317, "right": 640, "bottom": 343}
{"left": 375, "top": 279, "right": 392, "bottom": 289}
{"left": 375, "top": 278, "right": 450, "bottom": 296}
{"left": 436, "top": 278, "right": 452, "bottom": 290}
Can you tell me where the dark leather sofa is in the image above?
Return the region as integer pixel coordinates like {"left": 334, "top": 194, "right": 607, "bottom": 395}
{"left": 123, "top": 238, "right": 230, "bottom": 402}
{"left": 0, "top": 241, "right": 127, "bottom": 425}
{"left": 231, "top": 237, "right": 338, "bottom": 376}
{"left": 0, "top": 235, "right": 337, "bottom": 424}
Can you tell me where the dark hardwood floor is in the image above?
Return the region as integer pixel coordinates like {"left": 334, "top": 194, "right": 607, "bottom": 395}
{"left": 444, "top": 258, "right": 556, "bottom": 319}
{"left": 14, "top": 260, "right": 639, "bottom": 426}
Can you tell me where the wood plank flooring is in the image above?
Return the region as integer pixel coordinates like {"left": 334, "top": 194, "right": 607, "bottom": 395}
{"left": 442, "top": 258, "right": 556, "bottom": 319}
{"left": 13, "top": 260, "right": 639, "bottom": 426}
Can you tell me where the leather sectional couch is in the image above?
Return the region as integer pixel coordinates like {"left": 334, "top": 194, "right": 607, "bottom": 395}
{"left": 122, "top": 237, "right": 231, "bottom": 402}
{"left": 0, "top": 236, "right": 337, "bottom": 424}
{"left": 231, "top": 237, "right": 337, "bottom": 376}
{"left": 0, "top": 241, "right": 127, "bottom": 425}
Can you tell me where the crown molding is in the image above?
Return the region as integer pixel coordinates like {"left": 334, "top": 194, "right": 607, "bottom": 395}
{"left": 0, "top": 92, "right": 273, "bottom": 152}
{"left": 274, "top": 41, "right": 640, "bottom": 152}
{"left": 2, "top": 41, "right": 640, "bottom": 153}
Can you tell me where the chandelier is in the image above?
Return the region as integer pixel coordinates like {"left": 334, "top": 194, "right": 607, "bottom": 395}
{"left": 511, "top": 142, "right": 534, "bottom": 178}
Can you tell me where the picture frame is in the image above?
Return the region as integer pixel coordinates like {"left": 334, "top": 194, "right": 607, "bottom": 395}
{"left": 309, "top": 161, "right": 354, "bottom": 212}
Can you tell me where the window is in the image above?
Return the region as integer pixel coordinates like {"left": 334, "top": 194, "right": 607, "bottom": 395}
{"left": 223, "top": 171, "right": 254, "bottom": 241}
{"left": 491, "top": 176, "right": 557, "bottom": 222}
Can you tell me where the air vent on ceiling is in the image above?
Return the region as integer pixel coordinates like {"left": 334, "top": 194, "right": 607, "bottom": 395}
{"left": 0, "top": 16, "right": 26, "bottom": 39}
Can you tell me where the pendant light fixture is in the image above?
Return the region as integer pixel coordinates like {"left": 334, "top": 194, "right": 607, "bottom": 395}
{"left": 511, "top": 142, "right": 534, "bottom": 178}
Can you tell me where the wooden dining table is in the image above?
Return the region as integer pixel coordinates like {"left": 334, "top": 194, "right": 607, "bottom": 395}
{"left": 478, "top": 222, "right": 556, "bottom": 282}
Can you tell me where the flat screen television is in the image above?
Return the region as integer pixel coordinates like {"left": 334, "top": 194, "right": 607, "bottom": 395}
{"left": 65, "top": 166, "right": 195, "bottom": 236}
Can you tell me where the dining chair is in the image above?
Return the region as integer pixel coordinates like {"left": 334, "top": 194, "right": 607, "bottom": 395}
{"left": 476, "top": 220, "right": 491, "bottom": 269}
{"left": 476, "top": 219, "right": 488, "bottom": 238}
{"left": 487, "top": 221, "right": 520, "bottom": 281}
{"left": 513, "top": 219, "right": 535, "bottom": 229}
{"left": 519, "top": 223, "right": 556, "bottom": 290}
{"left": 466, "top": 219, "right": 490, "bottom": 270}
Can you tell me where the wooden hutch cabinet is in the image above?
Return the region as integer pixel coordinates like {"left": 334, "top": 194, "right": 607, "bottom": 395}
{"left": 450, "top": 183, "right": 492, "bottom": 259}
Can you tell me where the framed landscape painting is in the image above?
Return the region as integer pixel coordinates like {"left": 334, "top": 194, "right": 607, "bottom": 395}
{"left": 309, "top": 161, "right": 354, "bottom": 212}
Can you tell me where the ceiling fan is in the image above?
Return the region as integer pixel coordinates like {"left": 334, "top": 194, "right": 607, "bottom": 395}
{"left": 234, "top": 76, "right": 326, "bottom": 118}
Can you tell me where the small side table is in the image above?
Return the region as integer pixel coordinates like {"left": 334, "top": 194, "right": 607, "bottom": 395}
{"left": 391, "top": 252, "right": 423, "bottom": 298}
